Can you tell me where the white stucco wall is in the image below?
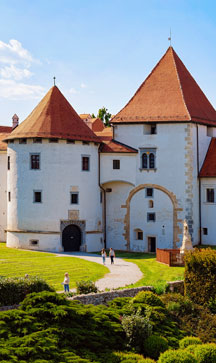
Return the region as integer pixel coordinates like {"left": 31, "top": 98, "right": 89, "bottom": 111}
{"left": 7, "top": 139, "right": 102, "bottom": 252}
{"left": 0, "top": 152, "right": 7, "bottom": 241}
{"left": 200, "top": 178, "right": 216, "bottom": 245}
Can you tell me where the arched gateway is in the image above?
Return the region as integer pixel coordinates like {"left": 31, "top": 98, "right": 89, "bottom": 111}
{"left": 62, "top": 224, "right": 81, "bottom": 251}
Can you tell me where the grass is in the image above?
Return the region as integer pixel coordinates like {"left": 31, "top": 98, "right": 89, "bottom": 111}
{"left": 107, "top": 250, "right": 185, "bottom": 290}
{"left": 0, "top": 243, "right": 108, "bottom": 290}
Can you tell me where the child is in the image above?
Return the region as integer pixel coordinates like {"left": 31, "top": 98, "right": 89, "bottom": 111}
{"left": 63, "top": 272, "right": 70, "bottom": 293}
{"left": 101, "top": 248, "right": 106, "bottom": 265}
{"left": 109, "top": 248, "right": 115, "bottom": 264}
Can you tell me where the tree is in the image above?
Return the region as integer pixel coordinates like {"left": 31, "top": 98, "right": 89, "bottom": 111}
{"left": 97, "top": 107, "right": 111, "bottom": 127}
{"left": 91, "top": 113, "right": 96, "bottom": 118}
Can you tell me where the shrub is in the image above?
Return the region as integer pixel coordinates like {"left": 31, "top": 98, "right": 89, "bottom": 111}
{"left": 132, "top": 291, "right": 165, "bottom": 307}
{"left": 121, "top": 311, "right": 152, "bottom": 352}
{"left": 0, "top": 276, "right": 54, "bottom": 306}
{"left": 158, "top": 349, "right": 197, "bottom": 363}
{"left": 184, "top": 248, "right": 216, "bottom": 304}
{"left": 76, "top": 280, "right": 98, "bottom": 294}
{"left": 193, "top": 343, "right": 216, "bottom": 363}
{"left": 179, "top": 336, "right": 202, "bottom": 349}
{"left": 112, "top": 351, "right": 151, "bottom": 362}
{"left": 143, "top": 335, "right": 168, "bottom": 360}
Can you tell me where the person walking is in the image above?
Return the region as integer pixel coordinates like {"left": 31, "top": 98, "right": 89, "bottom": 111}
{"left": 101, "top": 248, "right": 107, "bottom": 265}
{"left": 109, "top": 248, "right": 115, "bottom": 264}
{"left": 62, "top": 272, "right": 70, "bottom": 293}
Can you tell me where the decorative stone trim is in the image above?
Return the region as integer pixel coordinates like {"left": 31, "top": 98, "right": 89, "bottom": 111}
{"left": 184, "top": 124, "right": 194, "bottom": 239}
{"left": 121, "top": 184, "right": 183, "bottom": 250}
{"left": 60, "top": 220, "right": 86, "bottom": 250}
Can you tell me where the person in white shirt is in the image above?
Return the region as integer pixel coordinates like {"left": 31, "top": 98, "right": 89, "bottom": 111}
{"left": 63, "top": 272, "right": 70, "bottom": 292}
{"left": 109, "top": 248, "right": 115, "bottom": 264}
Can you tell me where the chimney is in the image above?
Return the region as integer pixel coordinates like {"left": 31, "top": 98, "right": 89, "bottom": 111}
{"left": 12, "top": 114, "right": 19, "bottom": 129}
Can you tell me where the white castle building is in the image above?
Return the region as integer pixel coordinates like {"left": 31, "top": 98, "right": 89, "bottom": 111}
{"left": 0, "top": 46, "right": 216, "bottom": 252}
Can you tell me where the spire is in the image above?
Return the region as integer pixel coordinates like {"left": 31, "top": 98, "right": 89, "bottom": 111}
{"left": 112, "top": 47, "right": 216, "bottom": 126}
{"left": 5, "top": 86, "right": 100, "bottom": 142}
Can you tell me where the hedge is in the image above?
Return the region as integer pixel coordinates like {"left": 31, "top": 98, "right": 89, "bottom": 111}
{"left": 179, "top": 337, "right": 202, "bottom": 349}
{"left": 184, "top": 248, "right": 216, "bottom": 304}
{"left": 143, "top": 335, "right": 168, "bottom": 360}
{"left": 158, "top": 349, "right": 196, "bottom": 363}
{"left": 193, "top": 343, "right": 216, "bottom": 363}
{"left": 0, "top": 276, "right": 54, "bottom": 306}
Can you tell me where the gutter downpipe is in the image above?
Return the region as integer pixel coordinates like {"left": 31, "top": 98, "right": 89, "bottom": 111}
{"left": 98, "top": 145, "right": 106, "bottom": 248}
{"left": 196, "top": 124, "right": 202, "bottom": 245}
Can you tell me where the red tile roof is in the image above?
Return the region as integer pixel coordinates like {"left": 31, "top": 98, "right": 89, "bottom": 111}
{"left": 91, "top": 118, "right": 105, "bottom": 132}
{"left": 112, "top": 47, "right": 216, "bottom": 126}
{"left": 99, "top": 136, "right": 137, "bottom": 153}
{"left": 4, "top": 87, "right": 100, "bottom": 143}
{"left": 0, "top": 126, "right": 12, "bottom": 151}
{"left": 200, "top": 138, "right": 216, "bottom": 177}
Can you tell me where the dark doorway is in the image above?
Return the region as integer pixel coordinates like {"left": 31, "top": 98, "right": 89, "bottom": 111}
{"left": 62, "top": 224, "right": 81, "bottom": 251}
{"left": 148, "top": 237, "right": 156, "bottom": 253}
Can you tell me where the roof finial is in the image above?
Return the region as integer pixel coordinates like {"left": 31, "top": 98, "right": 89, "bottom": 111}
{"left": 53, "top": 76, "right": 56, "bottom": 86}
{"left": 168, "top": 28, "right": 172, "bottom": 46}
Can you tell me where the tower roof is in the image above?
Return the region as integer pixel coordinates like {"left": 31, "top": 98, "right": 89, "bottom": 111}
{"left": 112, "top": 47, "right": 216, "bottom": 125}
{"left": 4, "top": 86, "right": 100, "bottom": 142}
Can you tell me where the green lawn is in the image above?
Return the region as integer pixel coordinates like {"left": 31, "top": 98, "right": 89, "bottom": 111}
{"left": 117, "top": 251, "right": 185, "bottom": 289}
{"left": 0, "top": 243, "right": 108, "bottom": 290}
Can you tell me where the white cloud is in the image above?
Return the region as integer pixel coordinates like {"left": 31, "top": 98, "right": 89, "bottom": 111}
{"left": 0, "top": 79, "right": 45, "bottom": 100}
{"left": 0, "top": 39, "right": 38, "bottom": 67}
{"left": 69, "top": 87, "right": 79, "bottom": 94}
{"left": 0, "top": 65, "right": 33, "bottom": 80}
{"left": 80, "top": 82, "right": 87, "bottom": 88}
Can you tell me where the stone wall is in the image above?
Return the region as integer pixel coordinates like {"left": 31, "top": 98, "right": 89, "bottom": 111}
{"left": 69, "top": 280, "right": 184, "bottom": 306}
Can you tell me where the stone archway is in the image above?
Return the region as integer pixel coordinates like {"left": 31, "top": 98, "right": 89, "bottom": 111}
{"left": 121, "top": 184, "right": 183, "bottom": 250}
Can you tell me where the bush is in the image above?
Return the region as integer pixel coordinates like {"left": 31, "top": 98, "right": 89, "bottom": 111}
{"left": 158, "top": 349, "right": 197, "bottom": 363}
{"left": 121, "top": 311, "right": 152, "bottom": 352}
{"left": 76, "top": 280, "right": 98, "bottom": 294}
{"left": 132, "top": 291, "right": 165, "bottom": 307}
{"left": 0, "top": 276, "right": 54, "bottom": 306}
{"left": 112, "top": 351, "right": 151, "bottom": 362}
{"left": 193, "top": 343, "right": 216, "bottom": 363}
{"left": 184, "top": 248, "right": 216, "bottom": 304}
{"left": 143, "top": 335, "right": 168, "bottom": 360}
{"left": 179, "top": 336, "right": 202, "bottom": 349}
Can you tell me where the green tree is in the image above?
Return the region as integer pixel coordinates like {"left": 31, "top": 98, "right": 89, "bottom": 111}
{"left": 97, "top": 107, "right": 111, "bottom": 127}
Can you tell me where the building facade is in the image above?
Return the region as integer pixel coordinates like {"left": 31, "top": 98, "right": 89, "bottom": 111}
{"left": 0, "top": 46, "right": 216, "bottom": 252}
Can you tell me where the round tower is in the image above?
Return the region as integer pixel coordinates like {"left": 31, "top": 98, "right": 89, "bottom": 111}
{"left": 5, "top": 86, "right": 103, "bottom": 252}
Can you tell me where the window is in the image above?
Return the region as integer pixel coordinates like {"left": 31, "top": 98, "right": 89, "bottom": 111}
{"left": 70, "top": 192, "right": 79, "bottom": 204}
{"left": 100, "top": 191, "right": 103, "bottom": 203}
{"left": 49, "top": 138, "right": 58, "bottom": 143}
{"left": 146, "top": 188, "right": 153, "bottom": 197}
{"left": 34, "top": 191, "right": 42, "bottom": 203}
{"left": 113, "top": 160, "right": 120, "bottom": 169}
{"left": 19, "top": 138, "right": 27, "bottom": 144}
{"left": 30, "top": 240, "right": 39, "bottom": 245}
{"left": 206, "top": 188, "right": 214, "bottom": 203}
{"left": 82, "top": 141, "right": 90, "bottom": 145}
{"left": 33, "top": 138, "right": 42, "bottom": 143}
{"left": 8, "top": 192, "right": 11, "bottom": 202}
{"left": 137, "top": 231, "right": 143, "bottom": 240}
{"left": 203, "top": 228, "right": 208, "bottom": 235}
{"left": 148, "top": 200, "right": 154, "bottom": 208}
{"left": 67, "top": 139, "right": 75, "bottom": 144}
{"left": 140, "top": 149, "right": 156, "bottom": 170}
{"left": 8, "top": 156, "right": 10, "bottom": 170}
{"left": 9, "top": 140, "right": 14, "bottom": 144}
{"left": 150, "top": 124, "right": 157, "bottom": 134}
{"left": 143, "top": 124, "right": 157, "bottom": 135}
{"left": 30, "top": 154, "right": 40, "bottom": 169}
{"left": 147, "top": 213, "right": 156, "bottom": 222}
{"left": 82, "top": 156, "right": 90, "bottom": 171}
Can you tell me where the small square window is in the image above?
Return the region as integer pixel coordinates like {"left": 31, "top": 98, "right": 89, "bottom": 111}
{"left": 8, "top": 156, "right": 10, "bottom": 170}
{"left": 33, "top": 138, "right": 42, "bottom": 143}
{"left": 71, "top": 192, "right": 79, "bottom": 204}
{"left": 82, "top": 141, "right": 90, "bottom": 145}
{"left": 19, "top": 138, "right": 27, "bottom": 144}
{"left": 30, "top": 240, "right": 39, "bottom": 245}
{"left": 147, "top": 213, "right": 156, "bottom": 222}
{"left": 150, "top": 124, "right": 157, "bottom": 134}
{"left": 34, "top": 191, "right": 42, "bottom": 203}
{"left": 67, "top": 139, "right": 75, "bottom": 144}
{"left": 82, "top": 156, "right": 90, "bottom": 171}
{"left": 137, "top": 231, "right": 143, "bottom": 240}
{"left": 113, "top": 160, "right": 120, "bottom": 169}
{"left": 49, "top": 138, "right": 58, "bottom": 143}
{"left": 146, "top": 188, "right": 153, "bottom": 197}
{"left": 203, "top": 228, "right": 208, "bottom": 235}
{"left": 206, "top": 188, "right": 214, "bottom": 203}
{"left": 31, "top": 154, "right": 40, "bottom": 169}
{"left": 8, "top": 192, "right": 11, "bottom": 202}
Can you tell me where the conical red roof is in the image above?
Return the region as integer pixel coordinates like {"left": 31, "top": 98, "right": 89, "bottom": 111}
{"left": 5, "top": 86, "right": 100, "bottom": 142}
{"left": 112, "top": 47, "right": 216, "bottom": 125}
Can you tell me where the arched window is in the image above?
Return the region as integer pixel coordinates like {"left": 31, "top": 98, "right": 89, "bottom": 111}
{"left": 142, "top": 153, "right": 148, "bottom": 168}
{"left": 149, "top": 153, "right": 155, "bottom": 169}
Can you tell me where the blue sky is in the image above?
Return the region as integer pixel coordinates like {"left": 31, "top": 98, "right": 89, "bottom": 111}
{"left": 0, "top": 0, "right": 216, "bottom": 126}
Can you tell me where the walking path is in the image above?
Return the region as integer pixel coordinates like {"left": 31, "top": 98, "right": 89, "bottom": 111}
{"left": 56, "top": 252, "right": 143, "bottom": 291}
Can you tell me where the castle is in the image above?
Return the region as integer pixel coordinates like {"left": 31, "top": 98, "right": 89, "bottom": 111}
{"left": 0, "top": 46, "right": 216, "bottom": 253}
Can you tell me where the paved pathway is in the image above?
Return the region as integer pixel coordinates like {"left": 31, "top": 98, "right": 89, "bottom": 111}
{"left": 56, "top": 252, "right": 143, "bottom": 291}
